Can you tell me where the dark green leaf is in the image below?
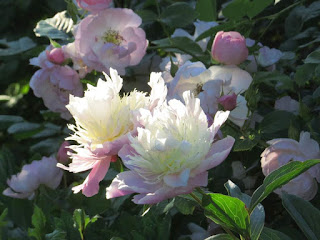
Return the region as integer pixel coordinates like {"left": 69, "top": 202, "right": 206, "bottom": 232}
{"left": 304, "top": 49, "right": 320, "bottom": 64}
{"left": 0, "top": 115, "right": 23, "bottom": 130}
{"left": 7, "top": 122, "right": 43, "bottom": 140}
{"left": 259, "top": 110, "right": 294, "bottom": 135}
{"left": 205, "top": 234, "right": 234, "bottom": 240}
{"left": 249, "top": 159, "right": 320, "bottom": 211}
{"left": 203, "top": 193, "right": 250, "bottom": 237}
{"left": 136, "top": 10, "right": 158, "bottom": 25}
{"left": 65, "top": 0, "right": 78, "bottom": 23}
{"left": 174, "top": 196, "right": 197, "bottom": 215}
{"left": 0, "top": 209, "right": 8, "bottom": 227}
{"left": 45, "top": 230, "right": 67, "bottom": 240}
{"left": 160, "top": 2, "right": 196, "bottom": 28}
{"left": 196, "top": 0, "right": 217, "bottom": 21}
{"left": 152, "top": 37, "right": 204, "bottom": 57}
{"left": 28, "top": 205, "right": 46, "bottom": 240}
{"left": 222, "top": 0, "right": 273, "bottom": 20}
{"left": 34, "top": 11, "right": 73, "bottom": 40}
{"left": 260, "top": 227, "right": 291, "bottom": 240}
{"left": 0, "top": 37, "right": 36, "bottom": 56}
{"left": 294, "top": 64, "right": 316, "bottom": 87}
{"left": 282, "top": 193, "right": 320, "bottom": 240}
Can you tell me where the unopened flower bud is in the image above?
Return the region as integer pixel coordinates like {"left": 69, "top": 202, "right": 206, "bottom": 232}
{"left": 46, "top": 48, "right": 65, "bottom": 64}
{"left": 211, "top": 31, "right": 248, "bottom": 65}
{"left": 218, "top": 93, "right": 237, "bottom": 111}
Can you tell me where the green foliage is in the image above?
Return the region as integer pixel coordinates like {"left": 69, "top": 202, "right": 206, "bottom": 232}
{"left": 34, "top": 11, "right": 74, "bottom": 40}
{"left": 159, "top": 2, "right": 196, "bottom": 28}
{"left": 260, "top": 227, "right": 291, "bottom": 240}
{"left": 282, "top": 193, "right": 320, "bottom": 240}
{"left": 203, "top": 193, "right": 250, "bottom": 238}
{"left": 0, "top": 37, "right": 36, "bottom": 56}
{"left": 222, "top": 0, "right": 273, "bottom": 20}
{"left": 73, "top": 209, "right": 98, "bottom": 240}
{"left": 249, "top": 160, "right": 320, "bottom": 212}
{"left": 28, "top": 205, "right": 46, "bottom": 240}
{"left": 196, "top": 0, "right": 217, "bottom": 21}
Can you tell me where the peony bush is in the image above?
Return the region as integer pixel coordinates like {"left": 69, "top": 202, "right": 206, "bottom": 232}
{"left": 1, "top": 0, "right": 320, "bottom": 239}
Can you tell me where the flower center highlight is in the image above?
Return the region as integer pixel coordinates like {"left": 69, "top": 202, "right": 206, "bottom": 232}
{"left": 102, "top": 29, "right": 124, "bottom": 45}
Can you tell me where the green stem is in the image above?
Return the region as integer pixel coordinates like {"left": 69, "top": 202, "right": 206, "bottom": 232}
{"left": 189, "top": 192, "right": 202, "bottom": 206}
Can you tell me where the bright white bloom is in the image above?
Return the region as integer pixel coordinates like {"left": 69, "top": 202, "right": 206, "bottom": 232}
{"left": 106, "top": 92, "right": 235, "bottom": 204}
{"left": 58, "top": 68, "right": 167, "bottom": 197}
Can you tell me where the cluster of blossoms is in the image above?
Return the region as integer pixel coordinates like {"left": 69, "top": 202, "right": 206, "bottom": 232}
{"left": 30, "top": 0, "right": 148, "bottom": 118}
{"left": 4, "top": 0, "right": 319, "bottom": 207}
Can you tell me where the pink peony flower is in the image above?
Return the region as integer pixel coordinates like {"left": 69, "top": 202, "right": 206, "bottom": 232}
{"left": 57, "top": 141, "right": 70, "bottom": 164}
{"left": 106, "top": 92, "right": 235, "bottom": 204}
{"left": 261, "top": 132, "right": 320, "bottom": 200}
{"left": 46, "top": 48, "right": 65, "bottom": 64}
{"left": 211, "top": 31, "right": 248, "bottom": 65}
{"left": 3, "top": 156, "right": 63, "bottom": 199}
{"left": 76, "top": 0, "right": 112, "bottom": 13}
{"left": 58, "top": 68, "right": 167, "bottom": 197}
{"left": 72, "top": 8, "right": 148, "bottom": 75}
{"left": 30, "top": 46, "right": 83, "bottom": 120}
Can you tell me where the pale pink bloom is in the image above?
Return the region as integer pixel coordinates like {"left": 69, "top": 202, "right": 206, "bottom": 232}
{"left": 76, "top": 0, "right": 112, "bottom": 12}
{"left": 30, "top": 46, "right": 83, "bottom": 120}
{"left": 275, "top": 96, "right": 299, "bottom": 115}
{"left": 58, "top": 68, "right": 167, "bottom": 197}
{"left": 3, "top": 156, "right": 63, "bottom": 200}
{"left": 63, "top": 43, "right": 93, "bottom": 78}
{"left": 72, "top": 8, "right": 148, "bottom": 75}
{"left": 218, "top": 93, "right": 237, "bottom": 111}
{"left": 46, "top": 48, "right": 65, "bottom": 64}
{"left": 211, "top": 31, "right": 248, "bottom": 65}
{"left": 167, "top": 62, "right": 251, "bottom": 127}
{"left": 261, "top": 132, "right": 320, "bottom": 200}
{"left": 57, "top": 141, "right": 70, "bottom": 164}
{"left": 106, "top": 92, "right": 235, "bottom": 204}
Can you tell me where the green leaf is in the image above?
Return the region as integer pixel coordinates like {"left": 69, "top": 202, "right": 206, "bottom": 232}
{"left": 259, "top": 110, "right": 294, "bottom": 135}
{"left": 249, "top": 159, "right": 320, "bottom": 212}
{"left": 196, "top": 0, "right": 217, "bottom": 21}
{"left": 0, "top": 115, "right": 23, "bottom": 131}
{"left": 260, "top": 227, "right": 291, "bottom": 240}
{"left": 7, "top": 122, "right": 43, "bottom": 140}
{"left": 28, "top": 205, "right": 46, "bottom": 240}
{"left": 224, "top": 181, "right": 265, "bottom": 240}
{"left": 304, "top": 49, "right": 320, "bottom": 64}
{"left": 45, "top": 230, "right": 67, "bottom": 240}
{"left": 203, "top": 193, "right": 250, "bottom": 237}
{"left": 282, "top": 193, "right": 320, "bottom": 240}
{"left": 0, "top": 37, "right": 36, "bottom": 56}
{"left": 222, "top": 0, "right": 273, "bottom": 20}
{"left": 253, "top": 71, "right": 294, "bottom": 91}
{"left": 0, "top": 209, "right": 8, "bottom": 228}
{"left": 73, "top": 209, "right": 98, "bottom": 239}
{"left": 34, "top": 11, "right": 74, "bottom": 40}
{"left": 152, "top": 37, "right": 204, "bottom": 57}
{"left": 136, "top": 10, "right": 158, "bottom": 25}
{"left": 294, "top": 64, "right": 316, "bottom": 87}
{"left": 65, "top": 0, "right": 78, "bottom": 23}
{"left": 174, "top": 196, "right": 197, "bottom": 215}
{"left": 205, "top": 234, "right": 234, "bottom": 240}
{"left": 160, "top": 2, "right": 196, "bottom": 28}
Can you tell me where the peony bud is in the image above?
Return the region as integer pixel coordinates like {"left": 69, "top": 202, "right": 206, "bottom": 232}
{"left": 218, "top": 93, "right": 237, "bottom": 111}
{"left": 57, "top": 141, "right": 70, "bottom": 164}
{"left": 211, "top": 31, "right": 248, "bottom": 65}
{"left": 46, "top": 48, "right": 65, "bottom": 64}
